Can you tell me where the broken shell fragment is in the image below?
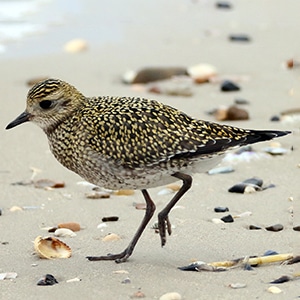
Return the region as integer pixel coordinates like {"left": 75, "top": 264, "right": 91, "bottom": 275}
{"left": 159, "top": 292, "right": 182, "bottom": 300}
{"left": 187, "top": 63, "right": 217, "bottom": 83}
{"left": 267, "top": 286, "right": 282, "bottom": 294}
{"left": 85, "top": 191, "right": 110, "bottom": 199}
{"left": 37, "top": 274, "right": 58, "bottom": 286}
{"left": 102, "top": 233, "right": 121, "bottom": 242}
{"left": 58, "top": 222, "right": 81, "bottom": 232}
{"left": 114, "top": 189, "right": 135, "bottom": 196}
{"left": 34, "top": 236, "right": 72, "bottom": 259}
{"left": 54, "top": 228, "right": 76, "bottom": 238}
{"left": 34, "top": 179, "right": 65, "bottom": 189}
{"left": 63, "top": 38, "right": 88, "bottom": 53}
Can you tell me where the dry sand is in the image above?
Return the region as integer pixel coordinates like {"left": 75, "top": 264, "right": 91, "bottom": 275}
{"left": 1, "top": 1, "right": 300, "bottom": 299}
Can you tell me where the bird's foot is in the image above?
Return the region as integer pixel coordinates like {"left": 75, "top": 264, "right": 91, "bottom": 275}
{"left": 86, "top": 248, "right": 131, "bottom": 264}
{"left": 158, "top": 213, "right": 172, "bottom": 247}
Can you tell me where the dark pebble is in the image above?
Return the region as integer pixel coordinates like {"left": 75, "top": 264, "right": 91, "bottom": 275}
{"left": 265, "top": 224, "right": 284, "bottom": 232}
{"left": 221, "top": 80, "right": 240, "bottom": 92}
{"left": 226, "top": 105, "right": 249, "bottom": 120}
{"left": 270, "top": 115, "right": 280, "bottom": 122}
{"left": 102, "top": 216, "right": 119, "bottom": 222}
{"left": 293, "top": 225, "right": 300, "bottom": 231}
{"left": 234, "top": 98, "right": 249, "bottom": 105}
{"left": 243, "top": 264, "right": 254, "bottom": 271}
{"left": 37, "top": 274, "right": 58, "bottom": 286}
{"left": 287, "top": 255, "right": 300, "bottom": 265}
{"left": 214, "top": 206, "right": 229, "bottom": 213}
{"left": 216, "top": 2, "right": 232, "bottom": 9}
{"left": 228, "top": 183, "right": 247, "bottom": 193}
{"left": 48, "top": 227, "right": 58, "bottom": 233}
{"left": 249, "top": 225, "right": 262, "bottom": 230}
{"left": 263, "top": 250, "right": 278, "bottom": 256}
{"left": 0, "top": 208, "right": 2, "bottom": 216}
{"left": 221, "top": 214, "right": 234, "bottom": 223}
{"left": 229, "top": 34, "right": 251, "bottom": 42}
{"left": 178, "top": 262, "right": 199, "bottom": 271}
{"left": 243, "top": 177, "right": 263, "bottom": 187}
{"left": 270, "top": 275, "right": 291, "bottom": 284}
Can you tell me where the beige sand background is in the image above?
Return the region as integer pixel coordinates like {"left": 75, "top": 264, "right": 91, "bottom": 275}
{"left": 1, "top": 0, "right": 300, "bottom": 299}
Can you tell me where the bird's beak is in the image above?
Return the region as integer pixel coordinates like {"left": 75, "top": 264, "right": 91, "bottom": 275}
{"left": 6, "top": 111, "right": 32, "bottom": 130}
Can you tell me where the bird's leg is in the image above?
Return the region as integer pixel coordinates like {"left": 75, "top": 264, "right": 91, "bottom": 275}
{"left": 158, "top": 172, "right": 192, "bottom": 247}
{"left": 87, "top": 189, "right": 156, "bottom": 263}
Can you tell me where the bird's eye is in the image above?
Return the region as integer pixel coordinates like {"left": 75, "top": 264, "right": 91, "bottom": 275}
{"left": 39, "top": 100, "right": 53, "bottom": 109}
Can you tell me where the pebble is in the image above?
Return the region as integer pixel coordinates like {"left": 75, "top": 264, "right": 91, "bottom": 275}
{"left": 249, "top": 225, "right": 262, "bottom": 230}
{"left": 58, "top": 222, "right": 81, "bottom": 232}
{"left": 229, "top": 282, "right": 246, "bottom": 289}
{"left": 270, "top": 115, "right": 280, "bottom": 122}
{"left": 148, "top": 80, "right": 193, "bottom": 97}
{"left": 121, "top": 277, "right": 131, "bottom": 284}
{"left": 293, "top": 225, "right": 300, "bottom": 231}
{"left": 37, "top": 274, "right": 58, "bottom": 286}
{"left": 85, "top": 191, "right": 110, "bottom": 199}
{"left": 130, "top": 290, "right": 146, "bottom": 298}
{"left": 97, "top": 223, "right": 108, "bottom": 229}
{"left": 221, "top": 214, "right": 234, "bottom": 223}
{"left": 159, "top": 292, "right": 182, "bottom": 300}
{"left": 208, "top": 166, "right": 234, "bottom": 175}
{"left": 63, "top": 38, "right": 88, "bottom": 53}
{"left": 228, "top": 177, "right": 263, "bottom": 193}
{"left": 216, "top": 2, "right": 232, "bottom": 9}
{"left": 102, "top": 233, "right": 121, "bottom": 242}
{"left": 234, "top": 98, "right": 249, "bottom": 105}
{"left": 263, "top": 250, "right": 278, "bottom": 256}
{"left": 135, "top": 203, "right": 147, "bottom": 210}
{"left": 229, "top": 34, "right": 251, "bottom": 42}
{"left": 214, "top": 206, "right": 229, "bottom": 213}
{"left": 267, "top": 286, "right": 282, "bottom": 294}
{"left": 102, "top": 216, "right": 119, "bottom": 222}
{"left": 265, "top": 224, "right": 284, "bottom": 232}
{"left": 226, "top": 106, "right": 249, "bottom": 120}
{"left": 187, "top": 63, "right": 217, "bottom": 83}
{"left": 0, "top": 208, "right": 2, "bottom": 216}
{"left": 270, "top": 275, "right": 291, "bottom": 284}
{"left": 220, "top": 80, "right": 240, "bottom": 92}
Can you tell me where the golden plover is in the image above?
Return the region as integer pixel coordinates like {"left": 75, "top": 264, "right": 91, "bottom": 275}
{"left": 6, "top": 78, "right": 290, "bottom": 263}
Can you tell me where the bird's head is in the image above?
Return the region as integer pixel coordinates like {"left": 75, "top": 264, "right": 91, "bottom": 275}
{"left": 6, "top": 78, "right": 85, "bottom": 132}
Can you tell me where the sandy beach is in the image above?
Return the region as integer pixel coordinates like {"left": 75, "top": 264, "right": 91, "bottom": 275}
{"left": 1, "top": 0, "right": 300, "bottom": 299}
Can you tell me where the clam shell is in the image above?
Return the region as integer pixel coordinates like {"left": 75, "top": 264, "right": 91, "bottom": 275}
{"left": 34, "top": 236, "right": 72, "bottom": 259}
{"left": 54, "top": 228, "right": 76, "bottom": 237}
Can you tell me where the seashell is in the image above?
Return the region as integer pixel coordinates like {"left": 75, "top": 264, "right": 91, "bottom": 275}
{"left": 63, "top": 38, "right": 88, "bottom": 53}
{"left": 265, "top": 224, "right": 284, "bottom": 232}
{"left": 66, "top": 277, "right": 82, "bottom": 283}
{"left": 166, "top": 184, "right": 181, "bottom": 192}
{"left": 212, "top": 218, "right": 225, "bottom": 224}
{"left": 102, "top": 233, "right": 121, "bottom": 242}
{"left": 102, "top": 216, "right": 119, "bottom": 222}
{"left": 0, "top": 272, "right": 18, "bottom": 280}
{"left": 34, "top": 179, "right": 65, "bottom": 189}
{"left": 159, "top": 292, "right": 182, "bottom": 300}
{"left": 135, "top": 202, "right": 147, "bottom": 210}
{"left": 37, "top": 274, "right": 58, "bottom": 286}
{"left": 220, "top": 80, "right": 240, "bottom": 92}
{"left": 158, "top": 188, "right": 174, "bottom": 195}
{"left": 267, "top": 286, "right": 282, "bottom": 294}
{"left": 113, "top": 270, "right": 129, "bottom": 274}
{"left": 187, "top": 63, "right": 217, "bottom": 83}
{"left": 263, "top": 146, "right": 288, "bottom": 155}
{"left": 270, "top": 275, "right": 291, "bottom": 284}
{"left": 34, "top": 236, "right": 71, "bottom": 259}
{"left": 97, "top": 222, "right": 108, "bottom": 229}
{"left": 221, "top": 214, "right": 234, "bottom": 223}
{"left": 58, "top": 222, "right": 81, "bottom": 232}
{"left": 208, "top": 166, "right": 234, "bottom": 175}
{"left": 9, "top": 206, "right": 23, "bottom": 212}
{"left": 234, "top": 211, "right": 252, "bottom": 218}
{"left": 54, "top": 228, "right": 76, "bottom": 238}
{"left": 229, "top": 282, "right": 246, "bottom": 289}
{"left": 148, "top": 80, "right": 193, "bottom": 97}
{"left": 244, "top": 185, "right": 257, "bottom": 194}
{"left": 85, "top": 191, "right": 110, "bottom": 199}
{"left": 114, "top": 189, "right": 134, "bottom": 196}
{"left": 214, "top": 206, "right": 229, "bottom": 213}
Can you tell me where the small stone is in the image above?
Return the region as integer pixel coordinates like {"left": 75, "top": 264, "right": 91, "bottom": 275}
{"left": 208, "top": 166, "right": 234, "bottom": 175}
{"left": 267, "top": 286, "right": 282, "bottom": 294}
{"left": 270, "top": 275, "right": 291, "bottom": 284}
{"left": 34, "top": 179, "right": 65, "bottom": 189}
{"left": 229, "top": 282, "right": 246, "bottom": 289}
{"left": 221, "top": 214, "right": 234, "bottom": 223}
{"left": 220, "top": 81, "right": 240, "bottom": 92}
{"left": 265, "top": 224, "right": 284, "bottom": 232}
{"left": 229, "top": 34, "right": 251, "bottom": 42}
{"left": 166, "top": 184, "right": 181, "bottom": 192}
{"left": 249, "top": 225, "right": 262, "bottom": 230}
{"left": 159, "top": 292, "right": 182, "bottom": 300}
{"left": 293, "top": 225, "right": 300, "bottom": 231}
{"left": 214, "top": 207, "right": 229, "bottom": 213}
{"left": 85, "top": 191, "right": 110, "bottom": 199}
{"left": 121, "top": 277, "right": 131, "bottom": 284}
{"left": 234, "top": 98, "right": 249, "bottom": 105}
{"left": 102, "top": 233, "right": 121, "bottom": 242}
{"left": 63, "top": 38, "right": 88, "bottom": 53}
{"left": 216, "top": 2, "right": 232, "bottom": 9}
{"left": 187, "top": 63, "right": 217, "bottom": 83}
{"left": 102, "top": 216, "right": 119, "bottom": 222}
{"left": 226, "top": 106, "right": 249, "bottom": 120}
{"left": 135, "top": 203, "right": 147, "bottom": 210}
{"left": 131, "top": 290, "right": 146, "bottom": 298}
{"left": 270, "top": 115, "right": 280, "bottom": 122}
{"left": 0, "top": 208, "right": 2, "bottom": 216}
{"left": 37, "top": 274, "right": 58, "bottom": 286}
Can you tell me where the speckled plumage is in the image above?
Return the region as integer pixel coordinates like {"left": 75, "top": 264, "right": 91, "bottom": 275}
{"left": 6, "top": 78, "right": 291, "bottom": 263}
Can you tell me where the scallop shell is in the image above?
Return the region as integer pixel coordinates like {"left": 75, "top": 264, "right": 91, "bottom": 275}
{"left": 34, "top": 236, "right": 72, "bottom": 259}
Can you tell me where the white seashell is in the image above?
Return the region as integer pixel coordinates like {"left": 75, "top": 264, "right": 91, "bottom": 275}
{"left": 0, "top": 272, "right": 18, "bottom": 280}
{"left": 267, "top": 286, "right": 282, "bottom": 294}
{"left": 54, "top": 228, "right": 76, "bottom": 238}
{"left": 63, "top": 38, "right": 88, "bottom": 53}
{"left": 113, "top": 270, "right": 129, "bottom": 274}
{"left": 122, "top": 70, "right": 137, "bottom": 84}
{"left": 102, "top": 233, "right": 121, "bottom": 242}
{"left": 187, "top": 63, "right": 217, "bottom": 83}
{"left": 159, "top": 292, "right": 182, "bottom": 300}
{"left": 212, "top": 218, "right": 225, "bottom": 224}
{"left": 229, "top": 282, "right": 246, "bottom": 289}
{"left": 97, "top": 222, "right": 108, "bottom": 229}
{"left": 34, "top": 236, "right": 72, "bottom": 259}
{"left": 234, "top": 211, "right": 252, "bottom": 218}
{"left": 244, "top": 186, "right": 257, "bottom": 194}
{"left": 158, "top": 188, "right": 173, "bottom": 195}
{"left": 66, "top": 277, "right": 82, "bottom": 283}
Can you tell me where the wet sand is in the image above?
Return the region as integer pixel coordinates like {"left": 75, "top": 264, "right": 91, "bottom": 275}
{"left": 1, "top": 1, "right": 300, "bottom": 299}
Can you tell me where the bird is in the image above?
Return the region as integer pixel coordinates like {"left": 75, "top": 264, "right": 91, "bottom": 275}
{"left": 6, "top": 78, "right": 290, "bottom": 263}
